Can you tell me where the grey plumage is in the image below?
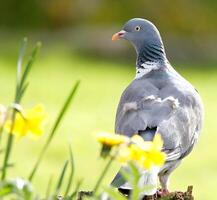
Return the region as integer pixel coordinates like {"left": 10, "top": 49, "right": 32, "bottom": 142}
{"left": 111, "top": 18, "right": 204, "bottom": 194}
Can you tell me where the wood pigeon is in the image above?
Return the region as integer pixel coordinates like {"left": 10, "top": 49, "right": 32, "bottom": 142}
{"left": 111, "top": 18, "right": 204, "bottom": 196}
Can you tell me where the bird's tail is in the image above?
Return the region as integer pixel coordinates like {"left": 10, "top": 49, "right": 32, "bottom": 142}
{"left": 111, "top": 127, "right": 158, "bottom": 196}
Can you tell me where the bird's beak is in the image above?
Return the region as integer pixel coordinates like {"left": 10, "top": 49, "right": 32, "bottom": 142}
{"left": 112, "top": 30, "right": 126, "bottom": 41}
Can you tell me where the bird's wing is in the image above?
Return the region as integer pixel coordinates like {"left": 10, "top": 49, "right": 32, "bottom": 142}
{"left": 115, "top": 75, "right": 203, "bottom": 161}
{"left": 112, "top": 70, "right": 203, "bottom": 190}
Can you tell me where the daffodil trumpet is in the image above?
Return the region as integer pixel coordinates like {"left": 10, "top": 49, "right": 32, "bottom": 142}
{"left": 4, "top": 104, "right": 47, "bottom": 139}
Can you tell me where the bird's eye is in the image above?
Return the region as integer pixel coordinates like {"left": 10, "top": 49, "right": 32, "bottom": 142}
{"left": 135, "top": 26, "right": 141, "bottom": 31}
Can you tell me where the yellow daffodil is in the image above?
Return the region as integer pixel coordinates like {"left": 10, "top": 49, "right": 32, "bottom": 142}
{"left": 117, "top": 145, "right": 131, "bottom": 163}
{"left": 117, "top": 133, "right": 166, "bottom": 170}
{"left": 117, "top": 143, "right": 142, "bottom": 165}
{"left": 131, "top": 134, "right": 147, "bottom": 147}
{"left": 140, "top": 134, "right": 165, "bottom": 169}
{"left": 117, "top": 143, "right": 141, "bottom": 163}
{"left": 96, "top": 132, "right": 129, "bottom": 147}
{"left": 96, "top": 132, "right": 129, "bottom": 158}
{"left": 5, "top": 104, "right": 47, "bottom": 138}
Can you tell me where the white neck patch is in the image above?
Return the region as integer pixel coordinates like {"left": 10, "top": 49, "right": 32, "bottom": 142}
{"left": 135, "top": 62, "right": 160, "bottom": 79}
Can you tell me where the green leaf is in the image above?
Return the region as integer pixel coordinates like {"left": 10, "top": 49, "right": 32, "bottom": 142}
{"left": 128, "top": 162, "right": 140, "bottom": 184}
{"left": 16, "top": 37, "right": 28, "bottom": 86}
{"left": 0, "top": 184, "right": 13, "bottom": 197}
{"left": 19, "top": 82, "right": 30, "bottom": 99}
{"left": 128, "top": 163, "right": 140, "bottom": 200}
{"left": 1, "top": 40, "right": 40, "bottom": 181}
{"left": 119, "top": 163, "right": 142, "bottom": 200}
{"left": 0, "top": 178, "right": 33, "bottom": 199}
{"left": 55, "top": 160, "right": 69, "bottom": 195}
{"left": 64, "top": 145, "right": 75, "bottom": 196}
{"left": 120, "top": 168, "right": 132, "bottom": 186}
{"left": 67, "top": 179, "right": 83, "bottom": 200}
{"left": 45, "top": 81, "right": 80, "bottom": 148}
{"left": 16, "top": 42, "right": 41, "bottom": 102}
{"left": 93, "top": 155, "right": 114, "bottom": 194}
{"left": 28, "top": 81, "right": 80, "bottom": 182}
{"left": 0, "top": 163, "right": 14, "bottom": 171}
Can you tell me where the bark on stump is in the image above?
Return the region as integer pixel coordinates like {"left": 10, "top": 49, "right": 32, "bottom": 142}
{"left": 77, "top": 186, "right": 194, "bottom": 200}
{"left": 144, "top": 186, "right": 194, "bottom": 200}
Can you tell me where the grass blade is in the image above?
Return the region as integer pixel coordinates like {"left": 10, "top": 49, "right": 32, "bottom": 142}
{"left": 64, "top": 145, "right": 75, "bottom": 196}
{"left": 68, "top": 180, "right": 83, "bottom": 200}
{"left": 16, "top": 42, "right": 41, "bottom": 102}
{"left": 1, "top": 110, "right": 16, "bottom": 180}
{"left": 93, "top": 156, "right": 114, "bottom": 195}
{"left": 46, "top": 81, "right": 80, "bottom": 147}
{"left": 17, "top": 37, "right": 28, "bottom": 86}
{"left": 0, "top": 163, "right": 14, "bottom": 171}
{"left": 19, "top": 82, "right": 29, "bottom": 99}
{"left": 1, "top": 40, "right": 33, "bottom": 180}
{"left": 28, "top": 81, "right": 80, "bottom": 181}
{"left": 45, "top": 175, "right": 53, "bottom": 199}
{"left": 55, "top": 160, "right": 69, "bottom": 195}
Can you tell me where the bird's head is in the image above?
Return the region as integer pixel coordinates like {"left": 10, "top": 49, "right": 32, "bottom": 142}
{"left": 112, "top": 18, "right": 166, "bottom": 64}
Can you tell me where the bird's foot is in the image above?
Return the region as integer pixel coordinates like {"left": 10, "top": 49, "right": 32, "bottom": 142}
{"left": 157, "top": 188, "right": 169, "bottom": 197}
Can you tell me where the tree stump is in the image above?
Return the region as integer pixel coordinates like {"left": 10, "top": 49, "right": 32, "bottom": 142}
{"left": 77, "top": 186, "right": 194, "bottom": 200}
{"left": 143, "top": 186, "right": 194, "bottom": 200}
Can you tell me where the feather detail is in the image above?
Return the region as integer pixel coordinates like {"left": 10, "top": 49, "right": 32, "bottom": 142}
{"left": 135, "top": 62, "right": 160, "bottom": 79}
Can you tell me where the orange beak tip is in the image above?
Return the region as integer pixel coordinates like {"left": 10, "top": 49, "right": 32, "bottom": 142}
{"left": 112, "top": 33, "right": 119, "bottom": 41}
{"left": 111, "top": 30, "right": 126, "bottom": 41}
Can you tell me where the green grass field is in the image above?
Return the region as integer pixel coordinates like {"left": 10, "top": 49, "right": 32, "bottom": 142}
{"left": 0, "top": 45, "right": 216, "bottom": 199}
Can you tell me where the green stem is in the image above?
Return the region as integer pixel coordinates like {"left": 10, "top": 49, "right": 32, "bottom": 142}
{"left": 0, "top": 125, "right": 4, "bottom": 147}
{"left": 93, "top": 156, "right": 114, "bottom": 195}
{"left": 0, "top": 107, "right": 9, "bottom": 148}
{"left": 1, "top": 110, "right": 16, "bottom": 180}
{"left": 1, "top": 87, "right": 21, "bottom": 180}
{"left": 1, "top": 97, "right": 22, "bottom": 180}
{"left": 1, "top": 39, "right": 37, "bottom": 180}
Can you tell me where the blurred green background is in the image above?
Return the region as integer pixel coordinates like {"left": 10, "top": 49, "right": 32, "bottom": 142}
{"left": 0, "top": 1, "right": 217, "bottom": 199}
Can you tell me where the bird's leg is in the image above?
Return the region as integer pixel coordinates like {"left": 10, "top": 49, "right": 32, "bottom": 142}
{"left": 157, "top": 189, "right": 169, "bottom": 197}
{"left": 157, "top": 174, "right": 170, "bottom": 196}
{"left": 157, "top": 161, "right": 181, "bottom": 197}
